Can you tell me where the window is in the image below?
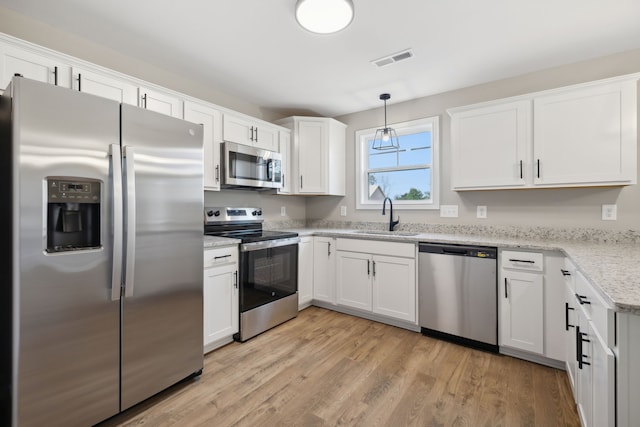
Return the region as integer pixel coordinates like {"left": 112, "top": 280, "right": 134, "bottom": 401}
{"left": 356, "top": 116, "right": 439, "bottom": 210}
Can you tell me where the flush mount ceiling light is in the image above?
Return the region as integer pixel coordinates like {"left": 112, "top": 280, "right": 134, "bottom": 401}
{"left": 372, "top": 93, "right": 400, "bottom": 151}
{"left": 295, "top": 0, "right": 354, "bottom": 34}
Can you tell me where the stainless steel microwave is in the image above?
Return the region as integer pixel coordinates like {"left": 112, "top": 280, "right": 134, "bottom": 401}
{"left": 221, "top": 142, "right": 282, "bottom": 190}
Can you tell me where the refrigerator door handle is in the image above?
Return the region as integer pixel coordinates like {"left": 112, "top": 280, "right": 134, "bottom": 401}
{"left": 110, "top": 144, "right": 124, "bottom": 301}
{"left": 123, "top": 145, "right": 137, "bottom": 297}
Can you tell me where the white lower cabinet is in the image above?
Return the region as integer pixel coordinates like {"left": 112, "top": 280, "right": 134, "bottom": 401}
{"left": 313, "top": 236, "right": 336, "bottom": 304}
{"left": 335, "top": 239, "right": 416, "bottom": 323}
{"left": 500, "top": 270, "right": 544, "bottom": 353}
{"left": 298, "top": 236, "right": 313, "bottom": 309}
{"left": 203, "top": 245, "right": 239, "bottom": 353}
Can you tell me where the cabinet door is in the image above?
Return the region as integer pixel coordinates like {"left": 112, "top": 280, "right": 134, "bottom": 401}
{"left": 184, "top": 101, "right": 222, "bottom": 191}
{"left": 590, "top": 326, "right": 615, "bottom": 427}
{"left": 72, "top": 67, "right": 137, "bottom": 105}
{"left": 0, "top": 44, "right": 66, "bottom": 88}
{"left": 450, "top": 100, "right": 530, "bottom": 190}
{"left": 576, "top": 315, "right": 593, "bottom": 427}
{"left": 222, "top": 114, "right": 277, "bottom": 150}
{"left": 253, "top": 124, "right": 278, "bottom": 151}
{"left": 565, "top": 281, "right": 578, "bottom": 398}
{"left": 203, "top": 263, "right": 238, "bottom": 350}
{"left": 372, "top": 255, "right": 416, "bottom": 322}
{"left": 298, "top": 236, "right": 314, "bottom": 308}
{"left": 500, "top": 271, "right": 544, "bottom": 354}
{"left": 336, "top": 251, "right": 371, "bottom": 311}
{"left": 313, "top": 237, "right": 336, "bottom": 304}
{"left": 533, "top": 80, "right": 637, "bottom": 186}
{"left": 277, "top": 131, "right": 292, "bottom": 194}
{"left": 297, "top": 119, "right": 327, "bottom": 194}
{"left": 139, "top": 87, "right": 182, "bottom": 118}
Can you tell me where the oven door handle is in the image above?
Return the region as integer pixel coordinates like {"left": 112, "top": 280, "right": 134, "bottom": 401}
{"left": 240, "top": 237, "right": 301, "bottom": 252}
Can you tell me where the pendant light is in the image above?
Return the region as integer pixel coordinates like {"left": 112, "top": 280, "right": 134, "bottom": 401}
{"left": 295, "top": 0, "right": 354, "bottom": 34}
{"left": 372, "top": 93, "right": 400, "bottom": 150}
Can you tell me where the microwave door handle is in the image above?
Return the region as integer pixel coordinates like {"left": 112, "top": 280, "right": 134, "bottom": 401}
{"left": 123, "top": 146, "right": 137, "bottom": 298}
{"left": 110, "top": 144, "right": 123, "bottom": 301}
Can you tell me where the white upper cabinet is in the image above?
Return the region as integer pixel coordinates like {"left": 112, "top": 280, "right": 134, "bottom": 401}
{"left": 222, "top": 113, "right": 278, "bottom": 151}
{"left": 72, "top": 66, "right": 137, "bottom": 105}
{"left": 0, "top": 44, "right": 68, "bottom": 89}
{"left": 277, "top": 130, "right": 292, "bottom": 194}
{"left": 449, "top": 74, "right": 638, "bottom": 190}
{"left": 533, "top": 80, "right": 637, "bottom": 186}
{"left": 138, "top": 86, "right": 183, "bottom": 118}
{"left": 184, "top": 100, "right": 223, "bottom": 191}
{"left": 450, "top": 100, "right": 530, "bottom": 189}
{"left": 275, "top": 116, "right": 346, "bottom": 196}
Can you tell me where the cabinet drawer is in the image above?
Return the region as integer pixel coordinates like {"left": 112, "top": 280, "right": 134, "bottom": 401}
{"left": 575, "top": 270, "right": 615, "bottom": 347}
{"left": 204, "top": 245, "right": 238, "bottom": 269}
{"left": 336, "top": 238, "right": 415, "bottom": 258}
{"left": 501, "top": 250, "right": 544, "bottom": 272}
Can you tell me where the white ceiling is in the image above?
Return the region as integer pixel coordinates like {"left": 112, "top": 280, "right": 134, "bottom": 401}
{"left": 2, "top": 0, "right": 640, "bottom": 117}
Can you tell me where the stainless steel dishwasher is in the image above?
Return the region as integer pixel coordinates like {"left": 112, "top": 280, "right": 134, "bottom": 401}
{"left": 418, "top": 243, "right": 498, "bottom": 352}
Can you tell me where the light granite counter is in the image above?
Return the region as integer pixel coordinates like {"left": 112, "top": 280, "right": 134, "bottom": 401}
{"left": 204, "top": 235, "right": 241, "bottom": 249}
{"left": 281, "top": 227, "right": 640, "bottom": 314}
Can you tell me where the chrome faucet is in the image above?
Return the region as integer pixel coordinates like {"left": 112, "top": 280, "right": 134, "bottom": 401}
{"left": 382, "top": 197, "right": 400, "bottom": 231}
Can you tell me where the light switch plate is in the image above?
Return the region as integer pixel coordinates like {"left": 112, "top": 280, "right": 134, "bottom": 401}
{"left": 477, "top": 205, "right": 487, "bottom": 219}
{"left": 340, "top": 206, "right": 347, "bottom": 216}
{"left": 280, "top": 206, "right": 286, "bottom": 217}
{"left": 602, "top": 204, "right": 617, "bottom": 221}
{"left": 440, "top": 205, "right": 459, "bottom": 218}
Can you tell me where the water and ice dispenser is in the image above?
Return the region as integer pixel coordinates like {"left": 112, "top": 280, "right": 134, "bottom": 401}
{"left": 46, "top": 177, "right": 101, "bottom": 253}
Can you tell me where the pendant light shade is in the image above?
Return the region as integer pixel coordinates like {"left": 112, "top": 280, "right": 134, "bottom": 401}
{"left": 372, "top": 93, "right": 400, "bottom": 150}
{"left": 295, "top": 0, "right": 354, "bottom": 34}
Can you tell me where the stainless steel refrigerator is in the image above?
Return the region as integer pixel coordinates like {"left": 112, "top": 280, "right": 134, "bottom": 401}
{"left": 1, "top": 77, "right": 204, "bottom": 426}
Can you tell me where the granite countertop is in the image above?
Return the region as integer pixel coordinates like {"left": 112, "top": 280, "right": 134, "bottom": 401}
{"left": 286, "top": 227, "right": 640, "bottom": 314}
{"left": 204, "top": 235, "right": 241, "bottom": 248}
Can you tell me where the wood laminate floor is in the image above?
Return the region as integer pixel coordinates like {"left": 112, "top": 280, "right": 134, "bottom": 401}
{"left": 98, "top": 307, "right": 580, "bottom": 427}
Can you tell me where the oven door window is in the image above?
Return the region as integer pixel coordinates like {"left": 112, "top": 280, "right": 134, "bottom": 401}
{"left": 240, "top": 244, "right": 298, "bottom": 312}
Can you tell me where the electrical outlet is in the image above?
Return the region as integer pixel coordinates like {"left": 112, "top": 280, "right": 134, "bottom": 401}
{"left": 280, "top": 206, "right": 286, "bottom": 217}
{"left": 440, "top": 205, "right": 459, "bottom": 218}
{"left": 340, "top": 206, "right": 347, "bottom": 216}
{"left": 477, "top": 205, "right": 487, "bottom": 219}
{"left": 602, "top": 204, "right": 617, "bottom": 221}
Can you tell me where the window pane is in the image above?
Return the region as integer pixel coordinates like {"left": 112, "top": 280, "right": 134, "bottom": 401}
{"left": 397, "top": 131, "right": 431, "bottom": 166}
{"left": 368, "top": 149, "right": 397, "bottom": 169}
{"left": 367, "top": 168, "right": 431, "bottom": 201}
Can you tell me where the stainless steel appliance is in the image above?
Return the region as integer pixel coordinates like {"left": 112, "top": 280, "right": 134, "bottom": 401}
{"left": 418, "top": 243, "right": 498, "bottom": 352}
{"left": 204, "top": 207, "right": 299, "bottom": 342}
{"left": 221, "top": 141, "right": 282, "bottom": 190}
{"left": 1, "top": 77, "right": 204, "bottom": 427}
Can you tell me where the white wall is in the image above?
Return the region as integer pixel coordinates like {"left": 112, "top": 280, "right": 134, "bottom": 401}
{"left": 305, "top": 49, "right": 640, "bottom": 231}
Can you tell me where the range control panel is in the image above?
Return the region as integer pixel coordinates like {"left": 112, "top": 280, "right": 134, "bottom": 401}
{"left": 204, "top": 207, "right": 263, "bottom": 224}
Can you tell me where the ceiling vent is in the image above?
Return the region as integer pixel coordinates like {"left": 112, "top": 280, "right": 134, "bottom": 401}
{"left": 371, "top": 49, "right": 414, "bottom": 68}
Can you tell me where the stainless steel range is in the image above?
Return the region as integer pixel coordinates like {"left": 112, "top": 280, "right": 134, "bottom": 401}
{"left": 204, "top": 207, "right": 300, "bottom": 342}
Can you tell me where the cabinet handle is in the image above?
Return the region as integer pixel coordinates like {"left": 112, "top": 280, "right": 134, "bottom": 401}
{"left": 367, "top": 259, "right": 370, "bottom": 276}
{"left": 214, "top": 254, "right": 231, "bottom": 260}
{"left": 234, "top": 271, "right": 238, "bottom": 289}
{"left": 519, "top": 160, "right": 523, "bottom": 179}
{"left": 215, "top": 165, "right": 220, "bottom": 182}
{"left": 508, "top": 258, "right": 535, "bottom": 264}
{"left": 372, "top": 260, "right": 376, "bottom": 277}
{"left": 53, "top": 66, "right": 58, "bottom": 86}
{"left": 77, "top": 73, "right": 82, "bottom": 91}
{"left": 327, "top": 242, "right": 331, "bottom": 257}
{"left": 578, "top": 328, "right": 591, "bottom": 369}
{"left": 255, "top": 127, "right": 259, "bottom": 143}
{"left": 560, "top": 269, "right": 571, "bottom": 276}
{"left": 300, "top": 176, "right": 303, "bottom": 189}
{"left": 575, "top": 293, "right": 591, "bottom": 305}
{"left": 142, "top": 93, "right": 147, "bottom": 109}
{"left": 504, "top": 277, "right": 508, "bottom": 298}
{"left": 282, "top": 173, "right": 285, "bottom": 188}
{"left": 250, "top": 126, "right": 255, "bottom": 141}
{"left": 565, "top": 302, "right": 575, "bottom": 331}
{"left": 537, "top": 159, "right": 540, "bottom": 179}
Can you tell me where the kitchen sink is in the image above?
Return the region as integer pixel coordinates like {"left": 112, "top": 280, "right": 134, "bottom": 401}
{"left": 353, "top": 230, "right": 420, "bottom": 237}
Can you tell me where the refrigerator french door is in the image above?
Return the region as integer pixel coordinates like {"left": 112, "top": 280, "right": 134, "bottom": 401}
{"left": 2, "top": 77, "right": 204, "bottom": 427}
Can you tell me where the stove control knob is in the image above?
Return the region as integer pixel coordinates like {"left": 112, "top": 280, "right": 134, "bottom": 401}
{"left": 252, "top": 210, "right": 258, "bottom": 216}
{"left": 206, "top": 210, "right": 214, "bottom": 217}
{"left": 257, "top": 210, "right": 262, "bottom": 216}
{"left": 214, "top": 210, "right": 221, "bottom": 217}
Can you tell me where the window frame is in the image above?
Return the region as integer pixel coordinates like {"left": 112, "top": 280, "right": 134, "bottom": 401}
{"left": 355, "top": 116, "right": 440, "bottom": 210}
